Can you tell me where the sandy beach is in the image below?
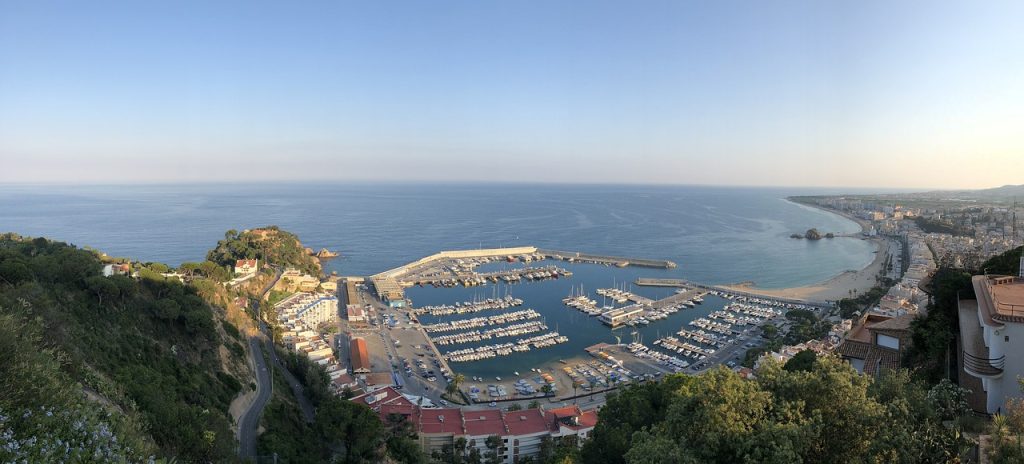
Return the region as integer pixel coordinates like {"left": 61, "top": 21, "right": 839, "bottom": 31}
{"left": 719, "top": 202, "right": 889, "bottom": 304}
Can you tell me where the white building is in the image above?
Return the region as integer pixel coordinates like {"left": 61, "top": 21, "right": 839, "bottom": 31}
{"left": 275, "top": 292, "right": 338, "bottom": 328}
{"left": 959, "top": 272, "right": 1024, "bottom": 414}
{"left": 598, "top": 305, "right": 644, "bottom": 327}
{"left": 234, "top": 259, "right": 258, "bottom": 275}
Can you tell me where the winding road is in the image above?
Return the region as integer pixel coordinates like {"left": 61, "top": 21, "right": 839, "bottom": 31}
{"left": 238, "top": 336, "right": 272, "bottom": 459}
{"left": 237, "top": 269, "right": 316, "bottom": 460}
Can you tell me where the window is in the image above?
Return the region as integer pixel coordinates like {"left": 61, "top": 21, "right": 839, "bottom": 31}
{"left": 876, "top": 334, "right": 899, "bottom": 350}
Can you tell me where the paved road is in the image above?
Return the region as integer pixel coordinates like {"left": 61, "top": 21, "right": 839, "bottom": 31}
{"left": 238, "top": 337, "right": 271, "bottom": 459}
{"left": 238, "top": 269, "right": 288, "bottom": 460}
{"left": 262, "top": 320, "right": 315, "bottom": 423}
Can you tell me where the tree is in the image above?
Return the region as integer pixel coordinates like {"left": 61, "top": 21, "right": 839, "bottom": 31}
{"left": 316, "top": 397, "right": 384, "bottom": 463}
{"left": 151, "top": 298, "right": 181, "bottom": 320}
{"left": 84, "top": 275, "right": 119, "bottom": 307}
{"left": 583, "top": 357, "right": 971, "bottom": 464}
{"left": 782, "top": 349, "right": 816, "bottom": 372}
{"left": 0, "top": 259, "right": 32, "bottom": 285}
{"left": 484, "top": 435, "right": 503, "bottom": 464}
{"left": 447, "top": 373, "right": 466, "bottom": 399}
{"left": 927, "top": 378, "right": 971, "bottom": 421}
{"left": 384, "top": 413, "right": 427, "bottom": 463}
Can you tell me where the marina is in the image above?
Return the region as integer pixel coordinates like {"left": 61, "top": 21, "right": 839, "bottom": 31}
{"left": 373, "top": 245, "right": 839, "bottom": 399}
{"left": 412, "top": 294, "right": 523, "bottom": 316}
{"left": 404, "top": 258, "right": 718, "bottom": 380}
{"left": 445, "top": 332, "right": 569, "bottom": 363}
{"left": 429, "top": 320, "right": 548, "bottom": 346}
{"left": 420, "top": 308, "right": 542, "bottom": 333}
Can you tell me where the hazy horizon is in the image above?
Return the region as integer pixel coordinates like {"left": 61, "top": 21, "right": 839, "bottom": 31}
{"left": 2, "top": 1, "right": 1023, "bottom": 189}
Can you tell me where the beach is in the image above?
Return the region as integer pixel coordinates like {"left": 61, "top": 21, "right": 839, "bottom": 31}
{"left": 719, "top": 202, "right": 889, "bottom": 303}
{"left": 719, "top": 236, "right": 887, "bottom": 303}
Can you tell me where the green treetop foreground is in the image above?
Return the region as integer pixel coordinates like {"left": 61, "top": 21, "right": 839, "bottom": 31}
{"left": 578, "top": 356, "right": 973, "bottom": 464}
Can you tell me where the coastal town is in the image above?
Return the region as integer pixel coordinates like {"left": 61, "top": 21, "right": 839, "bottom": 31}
{"left": 233, "top": 191, "right": 1024, "bottom": 462}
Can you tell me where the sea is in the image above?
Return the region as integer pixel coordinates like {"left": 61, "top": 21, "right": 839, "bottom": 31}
{"left": 0, "top": 182, "right": 877, "bottom": 377}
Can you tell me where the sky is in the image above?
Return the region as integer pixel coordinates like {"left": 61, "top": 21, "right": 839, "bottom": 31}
{"left": 1, "top": 1, "right": 1022, "bottom": 189}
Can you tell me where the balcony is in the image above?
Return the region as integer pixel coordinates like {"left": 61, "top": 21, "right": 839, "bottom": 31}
{"left": 995, "top": 301, "right": 1024, "bottom": 320}
{"left": 963, "top": 351, "right": 1005, "bottom": 378}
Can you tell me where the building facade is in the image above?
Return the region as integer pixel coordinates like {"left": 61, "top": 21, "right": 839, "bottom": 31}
{"left": 363, "top": 395, "right": 598, "bottom": 463}
{"left": 959, "top": 274, "right": 1024, "bottom": 414}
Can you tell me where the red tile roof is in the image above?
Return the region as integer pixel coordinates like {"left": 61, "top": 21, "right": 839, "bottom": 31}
{"left": 379, "top": 403, "right": 420, "bottom": 424}
{"left": 419, "top": 408, "right": 466, "bottom": 435}
{"left": 351, "top": 337, "right": 370, "bottom": 372}
{"left": 545, "top": 405, "right": 597, "bottom": 431}
{"left": 350, "top": 386, "right": 412, "bottom": 411}
{"left": 503, "top": 409, "right": 548, "bottom": 436}
{"left": 464, "top": 409, "right": 506, "bottom": 436}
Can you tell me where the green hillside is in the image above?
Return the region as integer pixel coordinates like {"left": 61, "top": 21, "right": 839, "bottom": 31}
{"left": 0, "top": 235, "right": 248, "bottom": 462}
{"left": 207, "top": 227, "right": 322, "bottom": 277}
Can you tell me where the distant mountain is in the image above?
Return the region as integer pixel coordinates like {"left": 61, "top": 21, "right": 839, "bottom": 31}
{"left": 856, "top": 184, "right": 1024, "bottom": 203}
{"left": 974, "top": 184, "right": 1024, "bottom": 197}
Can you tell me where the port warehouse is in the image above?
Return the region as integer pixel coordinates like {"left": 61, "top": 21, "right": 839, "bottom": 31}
{"left": 343, "top": 279, "right": 360, "bottom": 305}
{"left": 351, "top": 337, "right": 370, "bottom": 374}
{"left": 598, "top": 304, "right": 646, "bottom": 327}
{"left": 369, "top": 246, "right": 676, "bottom": 305}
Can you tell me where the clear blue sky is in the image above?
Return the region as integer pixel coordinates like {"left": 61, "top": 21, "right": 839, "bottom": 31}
{"left": 1, "top": 1, "right": 1022, "bottom": 188}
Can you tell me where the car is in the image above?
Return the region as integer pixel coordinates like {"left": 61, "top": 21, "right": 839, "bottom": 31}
{"left": 489, "top": 402, "right": 497, "bottom": 407}
{"left": 439, "top": 400, "right": 448, "bottom": 406}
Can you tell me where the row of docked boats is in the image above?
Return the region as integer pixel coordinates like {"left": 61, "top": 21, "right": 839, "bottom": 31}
{"left": 421, "top": 308, "right": 541, "bottom": 333}
{"left": 429, "top": 320, "right": 548, "bottom": 346}
{"left": 595, "top": 287, "right": 632, "bottom": 304}
{"left": 444, "top": 331, "right": 569, "bottom": 362}
{"left": 491, "top": 266, "right": 572, "bottom": 283}
{"left": 628, "top": 342, "right": 690, "bottom": 371}
{"left": 676, "top": 328, "right": 726, "bottom": 348}
{"left": 413, "top": 295, "right": 523, "bottom": 316}
{"left": 689, "top": 317, "right": 737, "bottom": 336}
{"left": 653, "top": 336, "right": 713, "bottom": 360}
{"left": 563, "top": 295, "right": 600, "bottom": 315}
{"left": 705, "top": 290, "right": 820, "bottom": 311}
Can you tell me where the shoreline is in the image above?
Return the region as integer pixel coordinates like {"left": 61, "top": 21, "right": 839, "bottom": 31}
{"left": 719, "top": 199, "right": 886, "bottom": 303}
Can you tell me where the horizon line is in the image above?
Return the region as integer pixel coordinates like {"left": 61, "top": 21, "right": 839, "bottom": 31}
{"left": 0, "top": 178, "right": 981, "bottom": 195}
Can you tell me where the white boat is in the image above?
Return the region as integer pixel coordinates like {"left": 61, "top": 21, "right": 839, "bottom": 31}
{"left": 514, "top": 371, "right": 520, "bottom": 376}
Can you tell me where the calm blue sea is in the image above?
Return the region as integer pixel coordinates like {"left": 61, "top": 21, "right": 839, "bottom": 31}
{"left": 0, "top": 182, "right": 874, "bottom": 288}
{"left": 0, "top": 182, "right": 877, "bottom": 377}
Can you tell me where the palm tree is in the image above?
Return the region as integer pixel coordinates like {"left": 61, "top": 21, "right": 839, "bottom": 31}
{"left": 447, "top": 373, "right": 466, "bottom": 399}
